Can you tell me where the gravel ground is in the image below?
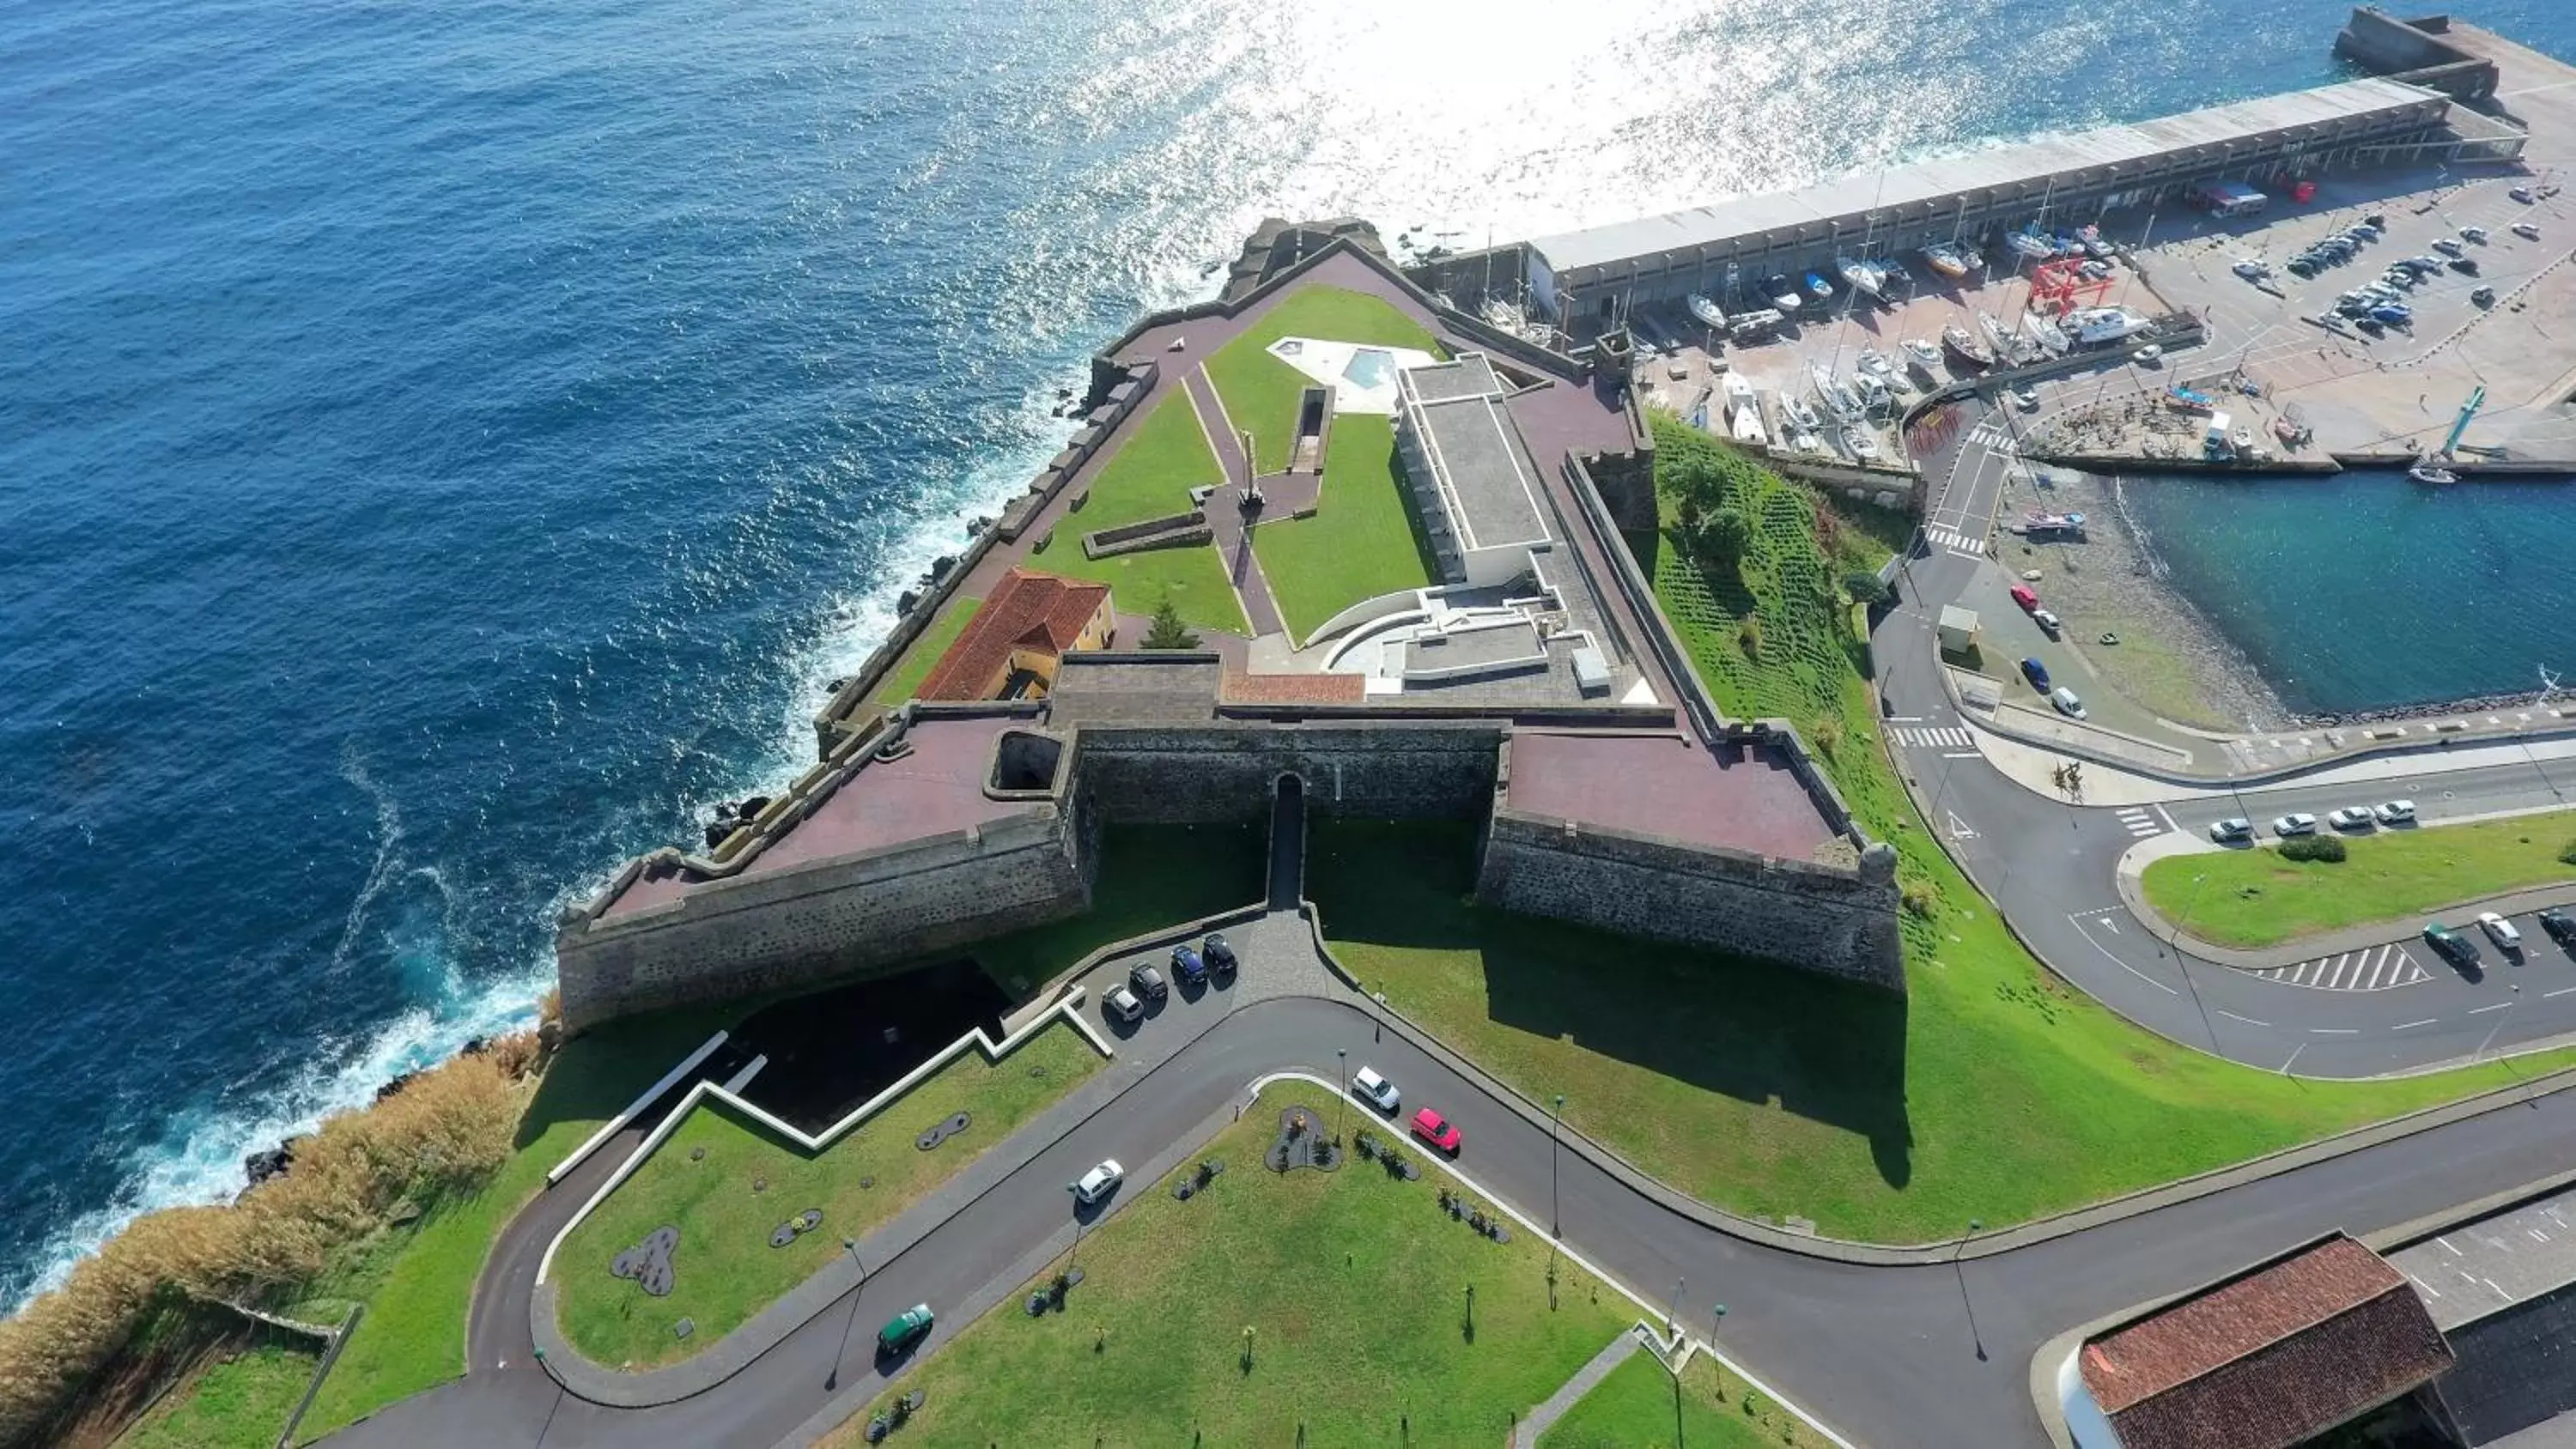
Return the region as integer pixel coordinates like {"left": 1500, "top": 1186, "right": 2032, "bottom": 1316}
{"left": 1993, "top": 464, "right": 2293, "bottom": 735}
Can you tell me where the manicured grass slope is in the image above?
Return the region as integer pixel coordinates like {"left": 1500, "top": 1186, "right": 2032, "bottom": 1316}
{"left": 294, "top": 1005, "right": 742, "bottom": 1440}
{"left": 556, "top": 1023, "right": 1101, "bottom": 1369}
{"left": 2144, "top": 814, "right": 2576, "bottom": 949}
{"left": 823, "top": 1088, "right": 1632, "bottom": 1447}
{"left": 116, "top": 1340, "right": 319, "bottom": 1449}
{"left": 1540, "top": 1349, "right": 1828, "bottom": 1449}
{"left": 1249, "top": 414, "right": 1440, "bottom": 641}
{"left": 1030, "top": 391, "right": 1248, "bottom": 636}
{"left": 1313, "top": 418, "right": 2575, "bottom": 1242}
{"left": 1203, "top": 286, "right": 1445, "bottom": 472}
{"left": 971, "top": 822, "right": 1265, "bottom": 993}
{"left": 871, "top": 596, "right": 980, "bottom": 706}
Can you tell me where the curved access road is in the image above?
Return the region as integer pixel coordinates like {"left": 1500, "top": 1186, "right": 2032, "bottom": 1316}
{"left": 1885, "top": 381, "right": 2576, "bottom": 1076}
{"left": 323, "top": 972, "right": 2576, "bottom": 1449}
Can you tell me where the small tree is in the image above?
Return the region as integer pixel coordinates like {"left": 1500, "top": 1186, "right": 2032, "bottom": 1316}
{"left": 1704, "top": 508, "right": 1753, "bottom": 565}
{"left": 1143, "top": 599, "right": 1200, "bottom": 650}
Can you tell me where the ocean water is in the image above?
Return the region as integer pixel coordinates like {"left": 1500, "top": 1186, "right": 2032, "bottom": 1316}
{"left": 2123, "top": 471, "right": 2576, "bottom": 718}
{"left": 2, "top": 0, "right": 2568, "bottom": 1307}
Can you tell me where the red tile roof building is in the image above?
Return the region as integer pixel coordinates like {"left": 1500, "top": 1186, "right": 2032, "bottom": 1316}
{"left": 2077, "top": 1234, "right": 2453, "bottom": 1449}
{"left": 914, "top": 568, "right": 1115, "bottom": 702}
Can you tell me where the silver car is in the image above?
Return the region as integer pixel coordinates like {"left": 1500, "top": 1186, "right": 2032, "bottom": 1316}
{"left": 2273, "top": 813, "right": 2319, "bottom": 837}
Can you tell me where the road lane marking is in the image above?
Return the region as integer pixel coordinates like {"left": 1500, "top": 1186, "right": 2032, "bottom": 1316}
{"left": 2548, "top": 986, "right": 2576, "bottom": 999}
{"left": 2470, "top": 1002, "right": 2515, "bottom": 1014}
{"left": 2309, "top": 1028, "right": 2360, "bottom": 1034}
{"left": 2396, "top": 1018, "right": 2439, "bottom": 1030}
{"left": 2216, "top": 1009, "right": 2269, "bottom": 1027}
{"left": 1941, "top": 750, "right": 1980, "bottom": 759}
{"left": 2066, "top": 914, "right": 2178, "bottom": 995}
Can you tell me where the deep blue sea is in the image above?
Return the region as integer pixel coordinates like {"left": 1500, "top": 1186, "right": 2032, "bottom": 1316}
{"left": 2, "top": 0, "right": 2569, "bottom": 1306}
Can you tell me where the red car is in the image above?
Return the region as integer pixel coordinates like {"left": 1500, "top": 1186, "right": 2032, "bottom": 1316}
{"left": 2009, "top": 583, "right": 2039, "bottom": 612}
{"left": 1410, "top": 1106, "right": 1461, "bottom": 1155}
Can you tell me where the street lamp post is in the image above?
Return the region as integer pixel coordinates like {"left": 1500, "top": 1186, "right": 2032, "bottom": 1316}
{"left": 1334, "top": 1049, "right": 1349, "bottom": 1147}
{"left": 1953, "top": 1219, "right": 1987, "bottom": 1361}
{"left": 825, "top": 1238, "right": 866, "bottom": 1391}
{"left": 1549, "top": 1094, "right": 1565, "bottom": 1237}
{"left": 2169, "top": 872, "right": 2223, "bottom": 1052}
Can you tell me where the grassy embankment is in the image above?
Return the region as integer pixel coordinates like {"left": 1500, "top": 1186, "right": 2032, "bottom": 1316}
{"left": 823, "top": 1087, "right": 1632, "bottom": 1447}
{"left": 1249, "top": 413, "right": 1441, "bottom": 641}
{"left": 112, "top": 1338, "right": 319, "bottom": 1449}
{"left": 1311, "top": 416, "right": 2576, "bottom": 1243}
{"left": 1027, "top": 391, "right": 1249, "bottom": 638}
{"left": 870, "top": 596, "right": 980, "bottom": 706}
{"left": 1540, "top": 1347, "right": 1831, "bottom": 1449}
{"left": 2143, "top": 815, "right": 2576, "bottom": 949}
{"left": 555, "top": 1022, "right": 1101, "bottom": 1369}
{"left": 1202, "top": 284, "right": 1446, "bottom": 471}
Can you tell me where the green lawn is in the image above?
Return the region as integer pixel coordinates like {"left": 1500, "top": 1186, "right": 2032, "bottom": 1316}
{"left": 1249, "top": 414, "right": 1440, "bottom": 642}
{"left": 1204, "top": 285, "right": 1446, "bottom": 472}
{"left": 1540, "top": 1348, "right": 1830, "bottom": 1449}
{"left": 1032, "top": 391, "right": 1249, "bottom": 637}
{"left": 295, "top": 1005, "right": 738, "bottom": 1441}
{"left": 555, "top": 1022, "right": 1102, "bottom": 1370}
{"left": 2144, "top": 814, "right": 2576, "bottom": 949}
{"left": 116, "top": 1339, "right": 318, "bottom": 1449}
{"left": 972, "top": 823, "right": 1265, "bottom": 994}
{"left": 823, "top": 1086, "right": 1632, "bottom": 1447}
{"left": 872, "top": 597, "right": 981, "bottom": 706}
{"left": 1309, "top": 415, "right": 2576, "bottom": 1245}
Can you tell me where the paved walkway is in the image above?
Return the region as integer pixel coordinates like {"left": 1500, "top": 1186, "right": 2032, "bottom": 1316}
{"left": 1512, "top": 1326, "right": 1645, "bottom": 1447}
{"left": 1179, "top": 367, "right": 1289, "bottom": 639}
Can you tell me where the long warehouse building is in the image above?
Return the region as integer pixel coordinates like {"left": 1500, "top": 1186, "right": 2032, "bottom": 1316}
{"left": 1527, "top": 77, "right": 2459, "bottom": 324}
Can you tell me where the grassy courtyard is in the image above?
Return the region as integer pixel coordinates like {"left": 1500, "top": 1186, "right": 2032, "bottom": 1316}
{"left": 1030, "top": 391, "right": 1249, "bottom": 637}
{"left": 116, "top": 1338, "right": 319, "bottom": 1449}
{"left": 1540, "top": 1348, "right": 1829, "bottom": 1449}
{"left": 1309, "top": 417, "right": 2576, "bottom": 1245}
{"left": 1249, "top": 414, "right": 1441, "bottom": 642}
{"left": 870, "top": 596, "right": 980, "bottom": 706}
{"left": 824, "top": 1087, "right": 1634, "bottom": 1447}
{"left": 555, "top": 1022, "right": 1102, "bottom": 1370}
{"left": 2142, "top": 814, "right": 2576, "bottom": 949}
{"left": 1204, "top": 285, "right": 1446, "bottom": 472}
{"left": 971, "top": 822, "right": 1263, "bottom": 993}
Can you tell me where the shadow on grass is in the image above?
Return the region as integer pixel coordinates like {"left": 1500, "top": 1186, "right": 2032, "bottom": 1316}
{"left": 1312, "top": 821, "right": 1913, "bottom": 1189}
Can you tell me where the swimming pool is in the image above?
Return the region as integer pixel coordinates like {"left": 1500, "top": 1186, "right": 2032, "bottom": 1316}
{"left": 1341, "top": 347, "right": 1396, "bottom": 390}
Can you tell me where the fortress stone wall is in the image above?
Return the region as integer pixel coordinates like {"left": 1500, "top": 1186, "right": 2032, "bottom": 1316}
{"left": 556, "top": 806, "right": 1096, "bottom": 1034}
{"left": 1476, "top": 809, "right": 1904, "bottom": 991}
{"left": 1072, "top": 722, "right": 1504, "bottom": 825}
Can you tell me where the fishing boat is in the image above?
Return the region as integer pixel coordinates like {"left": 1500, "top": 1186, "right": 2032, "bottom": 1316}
{"left": 1688, "top": 294, "right": 1728, "bottom": 329}
{"left": 1804, "top": 271, "right": 1834, "bottom": 300}
{"left": 2067, "top": 306, "right": 2151, "bottom": 347}
{"left": 1920, "top": 244, "right": 1968, "bottom": 280}
{"left": 2019, "top": 510, "right": 2088, "bottom": 538}
{"left": 1728, "top": 389, "right": 1769, "bottom": 447}
{"left": 1900, "top": 337, "right": 1944, "bottom": 374}
{"left": 1842, "top": 425, "right": 1881, "bottom": 461}
{"left": 1765, "top": 276, "right": 1803, "bottom": 312}
{"left": 2163, "top": 384, "right": 2215, "bottom": 414}
{"left": 1837, "top": 257, "right": 1884, "bottom": 297}
{"left": 2006, "top": 227, "right": 2056, "bottom": 260}
{"left": 1855, "top": 373, "right": 1894, "bottom": 415}
{"left": 2409, "top": 460, "right": 2457, "bottom": 485}
{"left": 1941, "top": 324, "right": 1992, "bottom": 370}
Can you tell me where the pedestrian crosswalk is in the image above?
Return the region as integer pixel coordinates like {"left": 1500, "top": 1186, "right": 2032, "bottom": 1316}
{"left": 1924, "top": 524, "right": 1986, "bottom": 558}
{"left": 1965, "top": 421, "right": 2018, "bottom": 450}
{"left": 2112, "top": 807, "right": 2164, "bottom": 840}
{"left": 2246, "top": 943, "right": 2433, "bottom": 992}
{"left": 1895, "top": 724, "right": 1976, "bottom": 750}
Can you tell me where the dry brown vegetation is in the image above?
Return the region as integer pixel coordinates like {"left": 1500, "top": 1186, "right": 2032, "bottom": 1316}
{"left": 0, "top": 1032, "right": 542, "bottom": 1447}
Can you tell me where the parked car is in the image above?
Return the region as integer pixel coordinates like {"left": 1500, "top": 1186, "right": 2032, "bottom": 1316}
{"left": 2209, "top": 817, "right": 2254, "bottom": 843}
{"left": 1071, "top": 1159, "right": 1125, "bottom": 1205}
{"left": 2009, "top": 583, "right": 2040, "bottom": 611}
{"left": 1170, "top": 943, "right": 1207, "bottom": 987}
{"left": 2462, "top": 224, "right": 2489, "bottom": 244}
{"left": 2272, "top": 813, "right": 2318, "bottom": 837}
{"left": 2050, "top": 687, "right": 2087, "bottom": 719}
{"left": 2542, "top": 909, "right": 2576, "bottom": 947}
{"left": 2449, "top": 257, "right": 2480, "bottom": 276}
{"left": 2287, "top": 258, "right": 2318, "bottom": 279}
{"left": 2014, "top": 385, "right": 2041, "bottom": 410}
{"left": 2132, "top": 345, "right": 2163, "bottom": 365}
{"left": 2424, "top": 922, "right": 2476, "bottom": 965}
{"left": 1410, "top": 1106, "right": 1462, "bottom": 1155}
{"left": 2020, "top": 657, "right": 2052, "bottom": 691}
{"left": 2374, "top": 800, "right": 2417, "bottom": 824}
{"left": 878, "top": 1304, "right": 935, "bottom": 1356}
{"left": 2480, "top": 912, "right": 2524, "bottom": 950}
{"left": 2473, "top": 286, "right": 2499, "bottom": 307}
{"left": 1201, "top": 932, "right": 1237, "bottom": 976}
{"left": 1128, "top": 962, "right": 1168, "bottom": 1002}
{"left": 1352, "top": 1065, "right": 1401, "bottom": 1113}
{"left": 2512, "top": 185, "right": 2537, "bottom": 203}
{"left": 2327, "top": 806, "right": 2375, "bottom": 830}
{"left": 2231, "top": 259, "right": 2268, "bottom": 279}
{"left": 2032, "top": 608, "right": 2063, "bottom": 635}
{"left": 2513, "top": 221, "right": 2542, "bottom": 241}
{"left": 2433, "top": 237, "right": 2466, "bottom": 258}
{"left": 1103, "top": 984, "right": 1145, "bottom": 1024}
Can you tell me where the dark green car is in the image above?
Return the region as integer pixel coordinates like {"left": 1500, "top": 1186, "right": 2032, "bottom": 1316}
{"left": 878, "top": 1303, "right": 933, "bottom": 1355}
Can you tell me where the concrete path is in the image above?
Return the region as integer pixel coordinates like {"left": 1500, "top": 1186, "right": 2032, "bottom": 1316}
{"left": 1513, "top": 1326, "right": 1644, "bottom": 1447}
{"left": 1179, "top": 367, "right": 1289, "bottom": 640}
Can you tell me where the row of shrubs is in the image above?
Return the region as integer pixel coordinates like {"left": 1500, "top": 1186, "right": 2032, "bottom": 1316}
{"left": 2277, "top": 834, "right": 2348, "bottom": 864}
{"left": 0, "top": 1029, "right": 544, "bottom": 1446}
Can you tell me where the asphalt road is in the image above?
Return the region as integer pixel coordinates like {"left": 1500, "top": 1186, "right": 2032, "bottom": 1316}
{"left": 1883, "top": 388, "right": 2576, "bottom": 1076}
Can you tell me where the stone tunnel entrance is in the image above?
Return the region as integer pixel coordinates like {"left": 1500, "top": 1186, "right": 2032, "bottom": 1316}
{"left": 1267, "top": 773, "right": 1305, "bottom": 910}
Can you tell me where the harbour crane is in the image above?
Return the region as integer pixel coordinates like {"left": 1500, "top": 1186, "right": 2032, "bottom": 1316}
{"left": 2439, "top": 385, "right": 2485, "bottom": 458}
